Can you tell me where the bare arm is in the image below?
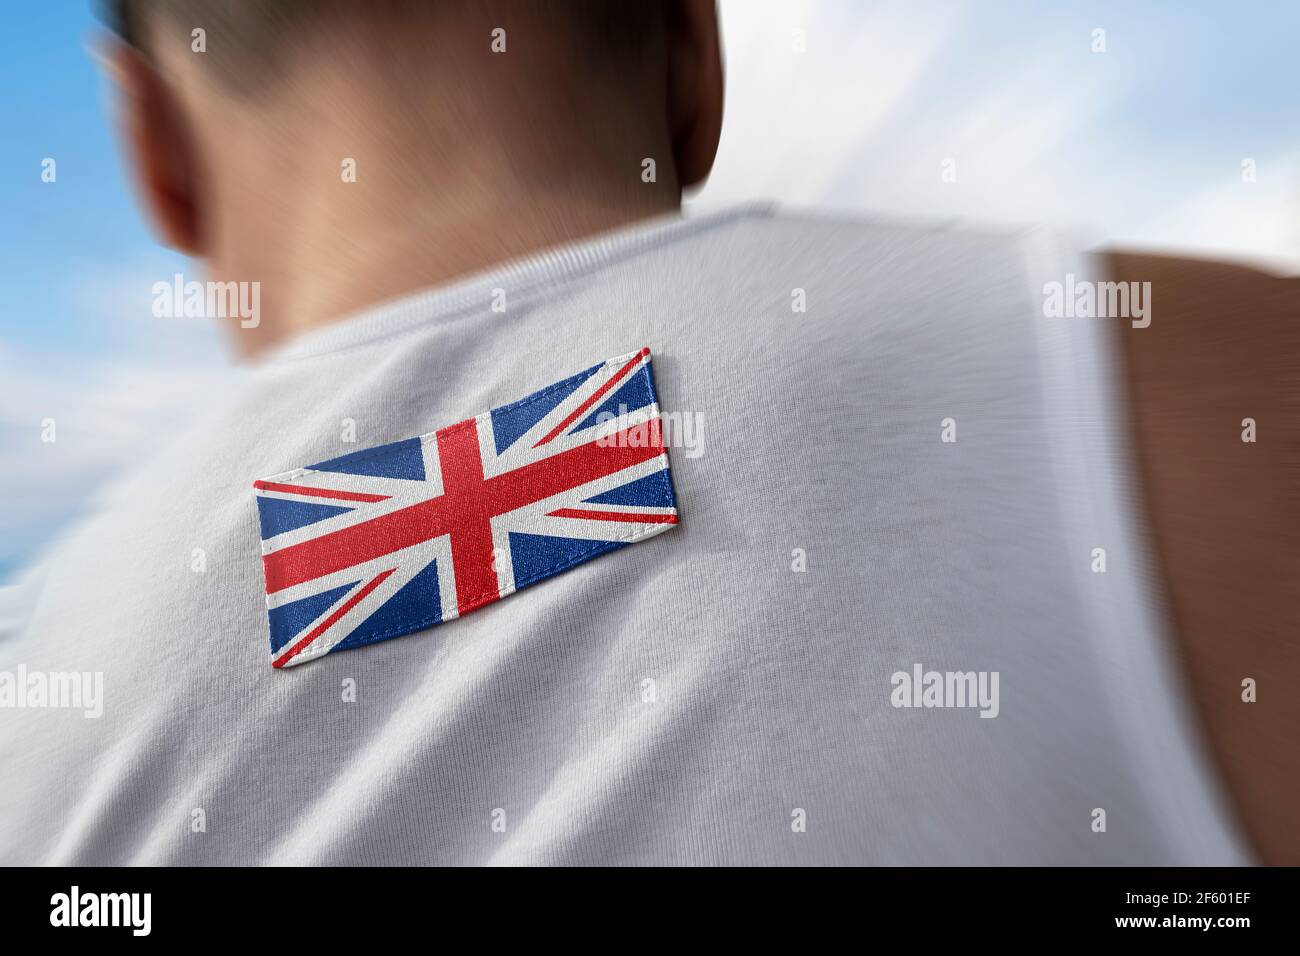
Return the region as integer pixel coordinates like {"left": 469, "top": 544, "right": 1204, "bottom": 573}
{"left": 1106, "top": 250, "right": 1300, "bottom": 864}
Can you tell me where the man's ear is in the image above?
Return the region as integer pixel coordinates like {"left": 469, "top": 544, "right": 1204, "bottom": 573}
{"left": 99, "top": 39, "right": 204, "bottom": 255}
{"left": 667, "top": 0, "right": 724, "bottom": 191}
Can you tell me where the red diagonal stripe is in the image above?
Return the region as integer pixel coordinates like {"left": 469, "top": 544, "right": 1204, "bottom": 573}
{"left": 533, "top": 347, "right": 649, "bottom": 446}
{"left": 271, "top": 568, "right": 396, "bottom": 668}
{"left": 254, "top": 480, "right": 390, "bottom": 503}
{"left": 546, "top": 508, "right": 678, "bottom": 524}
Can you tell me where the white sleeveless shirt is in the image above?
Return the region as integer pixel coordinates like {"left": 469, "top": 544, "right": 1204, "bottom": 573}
{"left": 0, "top": 205, "right": 1248, "bottom": 864}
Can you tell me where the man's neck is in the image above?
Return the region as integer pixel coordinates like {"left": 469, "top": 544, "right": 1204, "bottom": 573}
{"left": 180, "top": 27, "right": 681, "bottom": 361}
{"left": 213, "top": 185, "right": 677, "bottom": 361}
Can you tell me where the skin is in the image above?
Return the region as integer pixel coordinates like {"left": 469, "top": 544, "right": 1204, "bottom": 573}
{"left": 1106, "top": 252, "right": 1299, "bottom": 864}
{"left": 103, "top": 3, "right": 1295, "bottom": 861}
{"left": 103, "top": 1, "right": 723, "bottom": 359}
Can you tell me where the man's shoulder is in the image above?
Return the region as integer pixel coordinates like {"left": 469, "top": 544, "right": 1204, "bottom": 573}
{"left": 689, "top": 204, "right": 1041, "bottom": 269}
{"left": 634, "top": 205, "right": 1071, "bottom": 351}
{"left": 1104, "top": 248, "right": 1300, "bottom": 862}
{"left": 647, "top": 205, "right": 1058, "bottom": 329}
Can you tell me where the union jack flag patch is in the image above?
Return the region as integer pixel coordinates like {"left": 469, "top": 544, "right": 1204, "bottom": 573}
{"left": 253, "top": 347, "right": 678, "bottom": 668}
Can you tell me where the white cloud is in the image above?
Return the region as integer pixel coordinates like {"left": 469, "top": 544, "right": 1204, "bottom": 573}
{"left": 695, "top": 0, "right": 1300, "bottom": 272}
{"left": 702, "top": 0, "right": 957, "bottom": 206}
{"left": 1123, "top": 154, "right": 1300, "bottom": 271}
{"left": 0, "top": 253, "right": 236, "bottom": 578}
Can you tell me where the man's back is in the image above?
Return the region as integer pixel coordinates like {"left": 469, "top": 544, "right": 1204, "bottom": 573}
{"left": 0, "top": 207, "right": 1247, "bottom": 864}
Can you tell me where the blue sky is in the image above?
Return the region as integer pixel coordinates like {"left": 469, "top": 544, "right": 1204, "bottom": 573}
{"left": 0, "top": 2, "right": 224, "bottom": 582}
{"left": 2, "top": 0, "right": 1299, "bottom": 582}
{"left": 1, "top": 3, "right": 193, "bottom": 354}
{"left": 703, "top": 0, "right": 1300, "bottom": 263}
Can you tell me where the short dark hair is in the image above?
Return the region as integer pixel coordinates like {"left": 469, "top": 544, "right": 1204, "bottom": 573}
{"left": 102, "top": 1, "right": 666, "bottom": 94}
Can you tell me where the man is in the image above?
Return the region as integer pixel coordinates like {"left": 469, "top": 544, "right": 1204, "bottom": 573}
{"left": 0, "top": 1, "right": 1293, "bottom": 864}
